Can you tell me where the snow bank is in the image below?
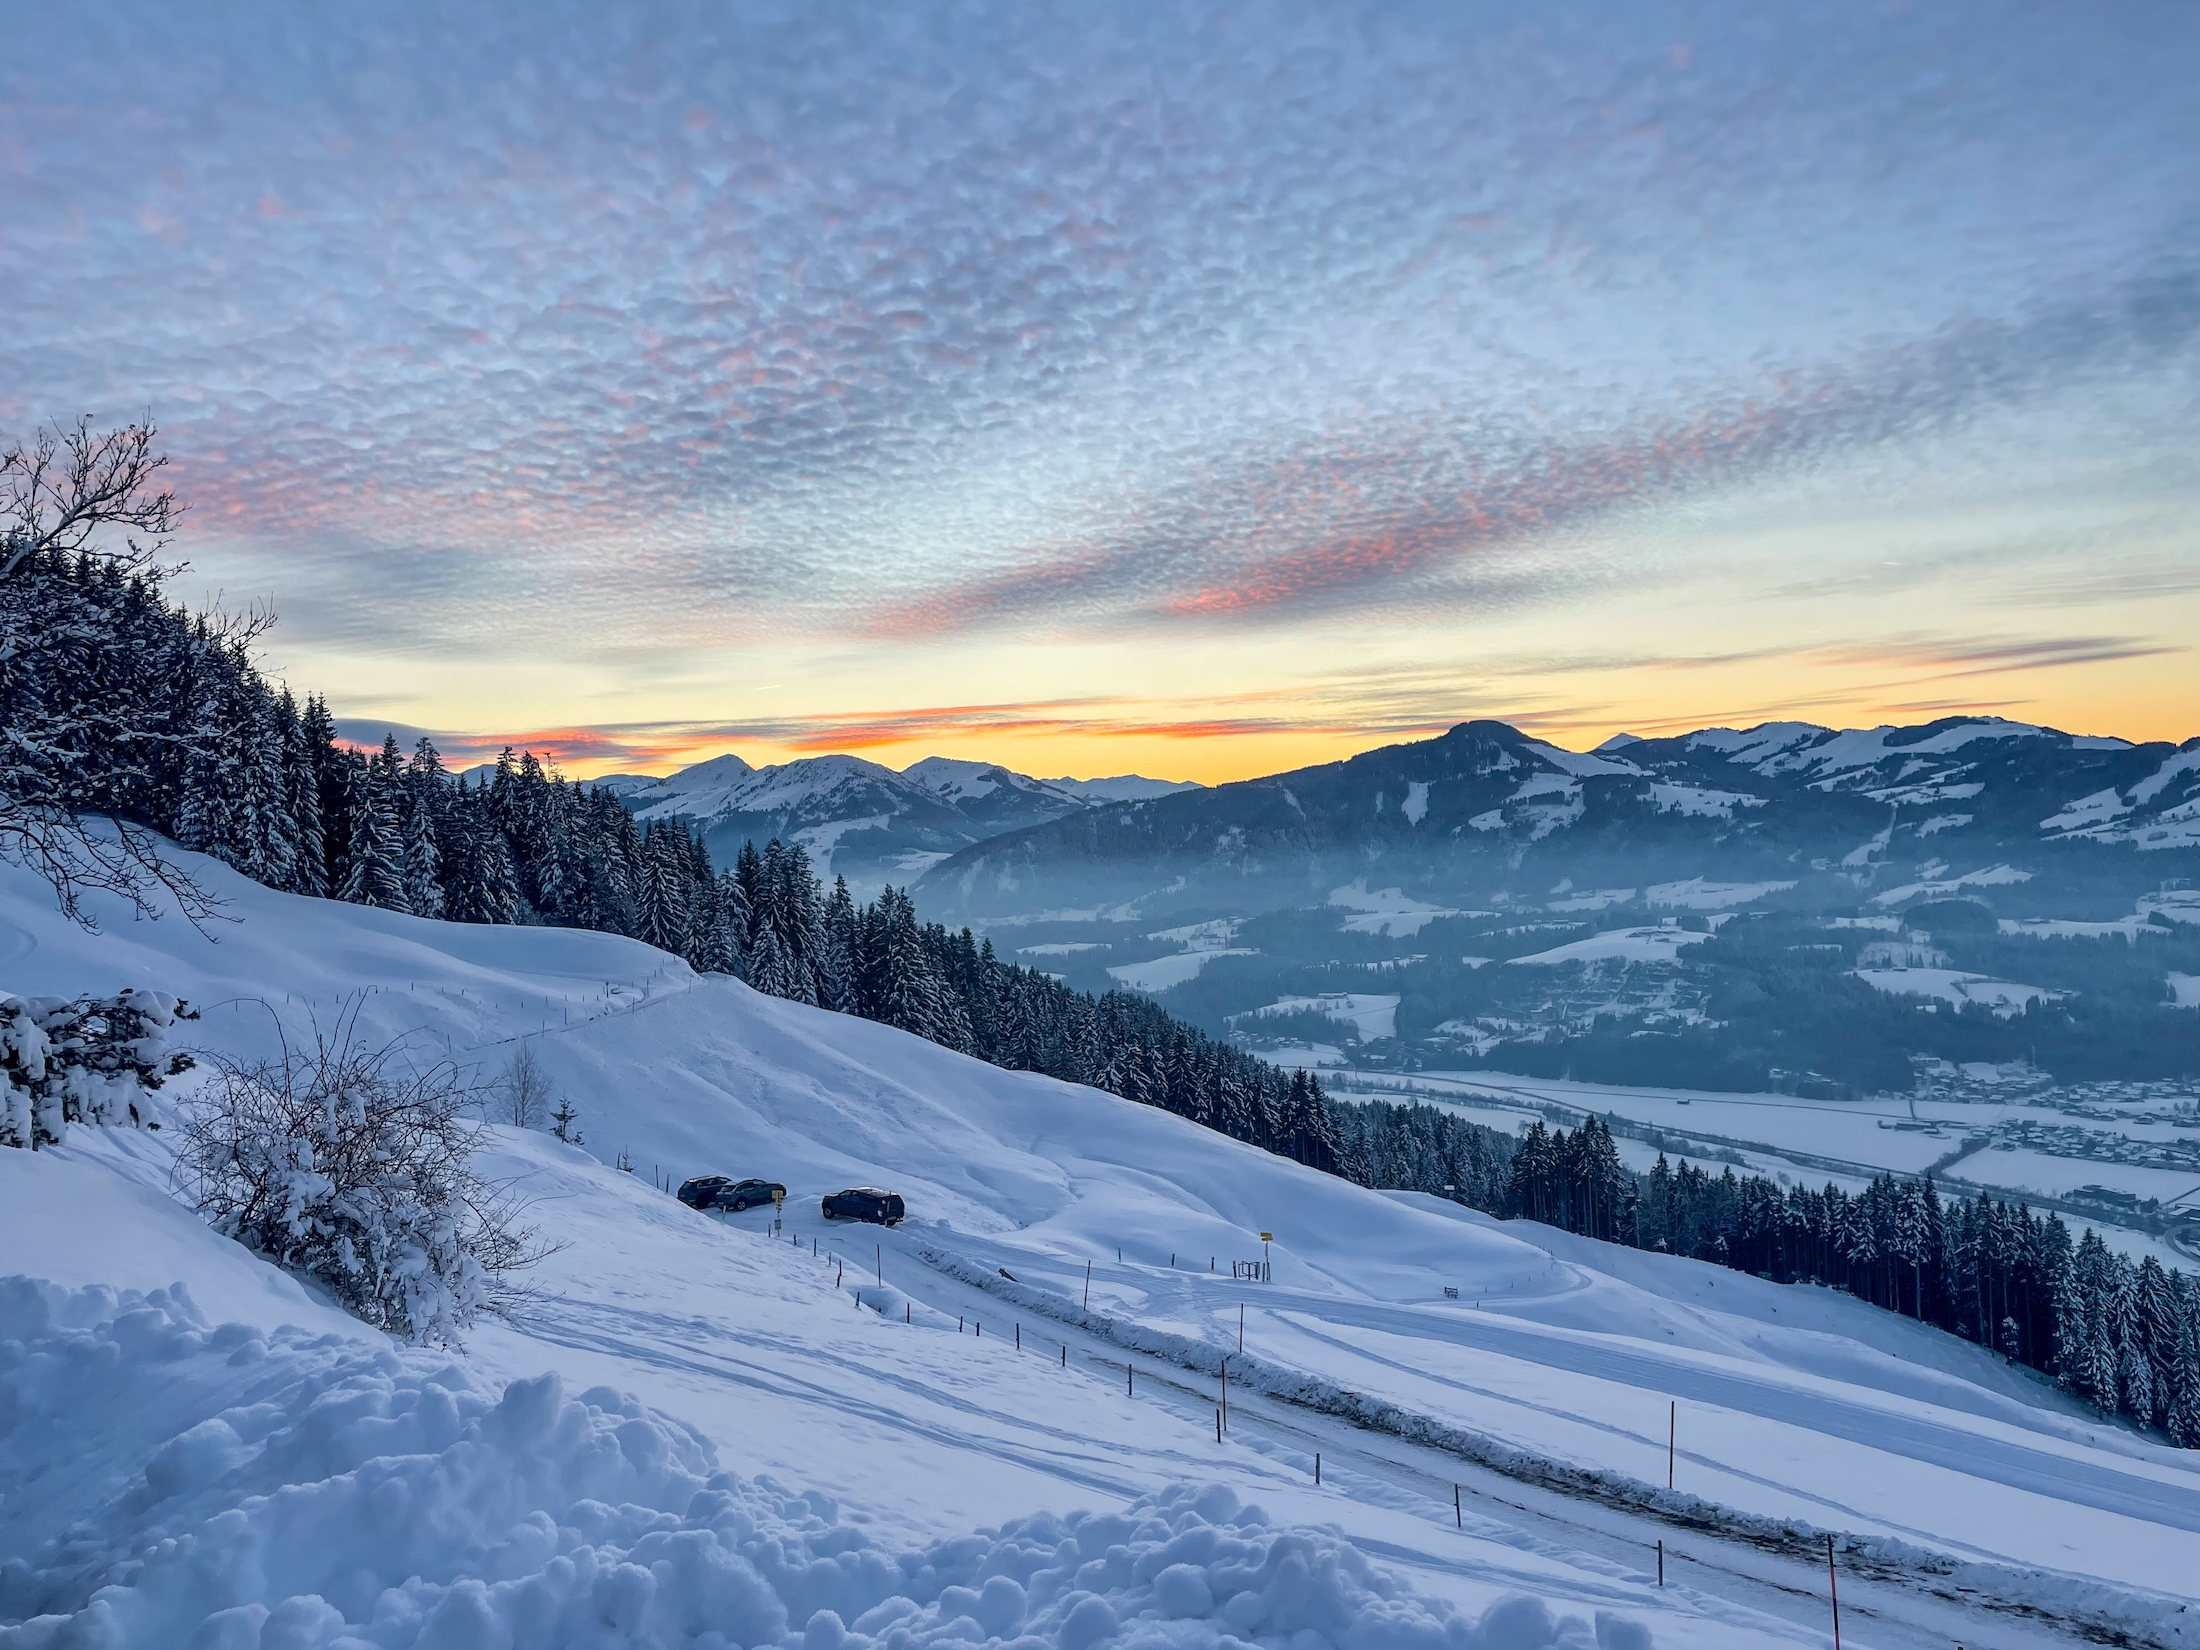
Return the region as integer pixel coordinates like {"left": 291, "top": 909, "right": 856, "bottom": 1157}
{"left": 0, "top": 1279, "right": 1648, "bottom": 1650}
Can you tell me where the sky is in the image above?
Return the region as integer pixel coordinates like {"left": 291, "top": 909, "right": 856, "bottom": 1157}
{"left": 5, "top": 1, "right": 2197, "bottom": 783}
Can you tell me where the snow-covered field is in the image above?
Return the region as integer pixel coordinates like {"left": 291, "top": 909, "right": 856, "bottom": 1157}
{"left": 1237, "top": 995, "right": 1401, "bottom": 1043}
{"left": 6, "top": 852, "right": 2200, "bottom": 1649}
{"left": 1943, "top": 1146, "right": 2200, "bottom": 1208}
{"left": 1852, "top": 968, "right": 2058, "bottom": 1014}
{"left": 1506, "top": 930, "right": 1709, "bottom": 968}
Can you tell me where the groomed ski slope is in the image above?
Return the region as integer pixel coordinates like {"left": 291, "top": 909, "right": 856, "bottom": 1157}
{"left": 4, "top": 850, "right": 2199, "bottom": 1649}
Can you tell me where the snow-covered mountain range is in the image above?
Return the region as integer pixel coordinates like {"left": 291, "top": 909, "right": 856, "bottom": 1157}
{"left": 914, "top": 715, "right": 2200, "bottom": 924}
{"left": 612, "top": 753, "right": 1198, "bottom": 892}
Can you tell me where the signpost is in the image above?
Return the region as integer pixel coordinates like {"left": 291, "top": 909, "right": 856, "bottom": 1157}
{"left": 772, "top": 1187, "right": 786, "bottom": 1233}
{"left": 1259, "top": 1231, "right": 1272, "bottom": 1282}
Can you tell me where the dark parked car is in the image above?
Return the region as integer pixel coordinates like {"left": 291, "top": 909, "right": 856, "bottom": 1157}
{"left": 822, "top": 1187, "right": 905, "bottom": 1226}
{"left": 677, "top": 1175, "right": 786, "bottom": 1213}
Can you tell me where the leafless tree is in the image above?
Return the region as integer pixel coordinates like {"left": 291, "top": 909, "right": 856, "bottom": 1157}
{"left": 0, "top": 417, "right": 213, "bottom": 929}
{"left": 1, "top": 417, "right": 181, "bottom": 576}
{"left": 500, "top": 1042, "right": 556, "bottom": 1129}
{"left": 175, "top": 1007, "right": 548, "bottom": 1344}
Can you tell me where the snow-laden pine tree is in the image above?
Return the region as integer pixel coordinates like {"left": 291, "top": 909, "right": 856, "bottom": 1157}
{"left": 2167, "top": 1283, "right": 2200, "bottom": 1448}
{"left": 173, "top": 664, "right": 241, "bottom": 865}
{"left": 714, "top": 868, "right": 751, "bottom": 979}
{"left": 746, "top": 921, "right": 794, "bottom": 999}
{"left": 237, "top": 681, "right": 301, "bottom": 892}
{"left": 401, "top": 784, "right": 445, "bottom": 918}
{"left": 279, "top": 689, "right": 327, "bottom": 895}
{"left": 338, "top": 769, "right": 409, "bottom": 911}
{"left": 2136, "top": 1256, "right": 2183, "bottom": 1428}
{"left": 636, "top": 823, "right": 691, "bottom": 956}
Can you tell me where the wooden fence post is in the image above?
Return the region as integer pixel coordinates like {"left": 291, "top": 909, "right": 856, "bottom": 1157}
{"left": 1827, "top": 1535, "right": 1841, "bottom": 1650}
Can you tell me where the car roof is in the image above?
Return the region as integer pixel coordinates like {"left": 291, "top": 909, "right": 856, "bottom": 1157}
{"left": 843, "top": 1186, "right": 894, "bottom": 1196}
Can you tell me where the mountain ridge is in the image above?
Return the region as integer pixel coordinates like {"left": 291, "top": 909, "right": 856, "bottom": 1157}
{"left": 910, "top": 714, "right": 2200, "bottom": 925}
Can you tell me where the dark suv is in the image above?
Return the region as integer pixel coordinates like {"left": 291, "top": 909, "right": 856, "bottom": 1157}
{"left": 677, "top": 1175, "right": 786, "bottom": 1213}
{"left": 822, "top": 1187, "right": 905, "bottom": 1226}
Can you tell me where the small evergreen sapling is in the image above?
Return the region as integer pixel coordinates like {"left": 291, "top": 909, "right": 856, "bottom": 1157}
{"left": 550, "top": 1094, "right": 583, "bottom": 1144}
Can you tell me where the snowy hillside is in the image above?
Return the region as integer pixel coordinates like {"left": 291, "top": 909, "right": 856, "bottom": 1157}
{"left": 7, "top": 853, "right": 2200, "bottom": 1647}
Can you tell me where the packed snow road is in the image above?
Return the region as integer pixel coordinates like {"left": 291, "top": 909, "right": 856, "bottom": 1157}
{"left": 747, "top": 1203, "right": 2177, "bottom": 1650}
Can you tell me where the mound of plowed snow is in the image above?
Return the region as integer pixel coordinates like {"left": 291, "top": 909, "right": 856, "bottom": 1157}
{"left": 0, "top": 1280, "right": 1643, "bottom": 1650}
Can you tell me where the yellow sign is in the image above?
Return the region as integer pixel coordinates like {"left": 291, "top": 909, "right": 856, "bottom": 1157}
{"left": 772, "top": 1188, "right": 786, "bottom": 1207}
{"left": 1259, "top": 1231, "right": 1273, "bottom": 1242}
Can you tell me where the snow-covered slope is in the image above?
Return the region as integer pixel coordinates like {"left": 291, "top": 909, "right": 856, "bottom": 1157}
{"left": 5, "top": 854, "right": 2199, "bottom": 1648}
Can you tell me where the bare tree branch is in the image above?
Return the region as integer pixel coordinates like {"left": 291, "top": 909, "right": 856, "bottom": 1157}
{"left": 1, "top": 416, "right": 182, "bottom": 580}
{"left": 1, "top": 416, "right": 213, "bottom": 929}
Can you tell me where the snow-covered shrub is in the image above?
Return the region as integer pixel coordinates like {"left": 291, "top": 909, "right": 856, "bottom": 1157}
{"left": 0, "top": 988, "right": 194, "bottom": 1149}
{"left": 173, "top": 1022, "right": 538, "bottom": 1344}
{"left": 0, "top": 1278, "right": 1658, "bottom": 1650}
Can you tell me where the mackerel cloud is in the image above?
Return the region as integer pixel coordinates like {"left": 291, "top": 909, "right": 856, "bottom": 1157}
{"left": 4, "top": 0, "right": 2195, "bottom": 657}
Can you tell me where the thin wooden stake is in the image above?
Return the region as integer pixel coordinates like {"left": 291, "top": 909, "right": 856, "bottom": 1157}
{"left": 906, "top": 1302, "right": 911, "bottom": 1324}
{"left": 876, "top": 1245, "right": 882, "bottom": 1284}
{"left": 1827, "top": 1535, "right": 1841, "bottom": 1650}
{"left": 1084, "top": 1261, "right": 1092, "bottom": 1307}
{"left": 1238, "top": 1302, "right": 1244, "bottom": 1352}
{"left": 1015, "top": 1322, "right": 1020, "bottom": 1349}
{"left": 1453, "top": 1484, "right": 1461, "bottom": 1528}
{"left": 1656, "top": 1541, "right": 1663, "bottom": 1587}
{"left": 1061, "top": 1343, "right": 1066, "bottom": 1366}
{"left": 1216, "top": 1408, "right": 1222, "bottom": 1442}
{"left": 1128, "top": 1364, "right": 1134, "bottom": 1396}
{"left": 1668, "top": 1401, "right": 1675, "bottom": 1490}
{"left": 1314, "top": 1452, "right": 1321, "bottom": 1485}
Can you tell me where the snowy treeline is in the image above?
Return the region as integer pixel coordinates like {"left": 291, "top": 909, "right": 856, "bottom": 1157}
{"left": 1509, "top": 1118, "right": 1635, "bottom": 1242}
{"left": 1642, "top": 1155, "right": 2200, "bottom": 1443}
{"left": 0, "top": 989, "right": 194, "bottom": 1148}
{"left": 1489, "top": 1117, "right": 2200, "bottom": 1445}
{"left": 723, "top": 841, "right": 1347, "bottom": 1172}
{"left": 1329, "top": 1096, "right": 1517, "bottom": 1211}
